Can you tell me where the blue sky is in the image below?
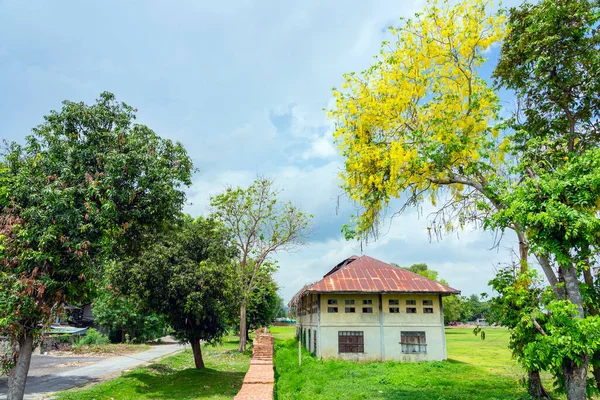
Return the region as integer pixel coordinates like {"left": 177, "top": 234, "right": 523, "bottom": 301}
{"left": 0, "top": 0, "right": 523, "bottom": 301}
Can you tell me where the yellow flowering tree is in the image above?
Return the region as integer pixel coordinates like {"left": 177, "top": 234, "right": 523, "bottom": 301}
{"left": 330, "top": 1, "right": 551, "bottom": 398}
{"left": 331, "top": 0, "right": 507, "bottom": 240}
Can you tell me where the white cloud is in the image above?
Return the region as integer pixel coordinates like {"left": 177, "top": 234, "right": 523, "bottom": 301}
{"left": 302, "top": 134, "right": 336, "bottom": 159}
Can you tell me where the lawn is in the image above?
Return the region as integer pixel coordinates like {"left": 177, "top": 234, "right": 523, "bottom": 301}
{"left": 55, "top": 334, "right": 251, "bottom": 400}
{"left": 273, "top": 327, "right": 560, "bottom": 400}
{"left": 55, "top": 326, "right": 562, "bottom": 400}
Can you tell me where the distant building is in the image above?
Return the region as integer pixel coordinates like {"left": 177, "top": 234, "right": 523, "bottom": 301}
{"left": 290, "top": 255, "right": 460, "bottom": 362}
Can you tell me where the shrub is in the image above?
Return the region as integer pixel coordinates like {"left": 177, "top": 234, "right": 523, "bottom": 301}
{"left": 77, "top": 328, "right": 110, "bottom": 345}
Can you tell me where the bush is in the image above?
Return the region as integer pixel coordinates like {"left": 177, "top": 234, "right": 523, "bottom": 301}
{"left": 77, "top": 328, "right": 110, "bottom": 345}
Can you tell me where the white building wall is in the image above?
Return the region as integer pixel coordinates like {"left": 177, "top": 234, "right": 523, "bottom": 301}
{"left": 297, "top": 292, "right": 448, "bottom": 362}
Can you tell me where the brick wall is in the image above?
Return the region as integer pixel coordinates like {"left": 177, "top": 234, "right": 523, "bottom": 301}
{"left": 234, "top": 328, "right": 274, "bottom": 400}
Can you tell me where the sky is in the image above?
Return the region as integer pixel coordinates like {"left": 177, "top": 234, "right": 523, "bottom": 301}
{"left": 0, "top": 0, "right": 525, "bottom": 302}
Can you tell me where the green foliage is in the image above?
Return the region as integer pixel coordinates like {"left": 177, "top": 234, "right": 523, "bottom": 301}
{"left": 111, "top": 216, "right": 239, "bottom": 348}
{"left": 247, "top": 266, "right": 282, "bottom": 330}
{"left": 76, "top": 329, "right": 110, "bottom": 346}
{"left": 492, "top": 0, "right": 600, "bottom": 395}
{"left": 92, "top": 277, "right": 168, "bottom": 343}
{"left": 0, "top": 92, "right": 192, "bottom": 372}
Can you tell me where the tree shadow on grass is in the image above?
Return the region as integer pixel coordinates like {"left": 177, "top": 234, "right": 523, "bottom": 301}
{"left": 126, "top": 368, "right": 246, "bottom": 399}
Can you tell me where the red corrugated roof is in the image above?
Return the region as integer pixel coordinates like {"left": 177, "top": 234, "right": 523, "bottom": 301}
{"left": 303, "top": 255, "right": 460, "bottom": 295}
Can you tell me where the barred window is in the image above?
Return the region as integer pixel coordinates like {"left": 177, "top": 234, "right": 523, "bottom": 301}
{"left": 389, "top": 307, "right": 400, "bottom": 313}
{"left": 424, "top": 308, "right": 434, "bottom": 314}
{"left": 363, "top": 299, "right": 373, "bottom": 305}
{"left": 338, "top": 331, "right": 364, "bottom": 353}
{"left": 345, "top": 299, "right": 355, "bottom": 305}
{"left": 401, "top": 331, "right": 427, "bottom": 353}
{"left": 327, "top": 299, "right": 338, "bottom": 305}
{"left": 406, "top": 307, "right": 417, "bottom": 314}
{"left": 345, "top": 307, "right": 356, "bottom": 313}
{"left": 328, "top": 307, "right": 338, "bottom": 313}
{"left": 423, "top": 300, "right": 433, "bottom": 306}
{"left": 389, "top": 299, "right": 399, "bottom": 305}
{"left": 406, "top": 299, "right": 416, "bottom": 305}
{"left": 362, "top": 307, "right": 373, "bottom": 313}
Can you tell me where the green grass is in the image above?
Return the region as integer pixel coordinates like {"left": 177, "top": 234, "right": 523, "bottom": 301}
{"left": 55, "top": 334, "right": 251, "bottom": 400}
{"left": 54, "top": 326, "right": 564, "bottom": 399}
{"left": 273, "top": 327, "right": 561, "bottom": 400}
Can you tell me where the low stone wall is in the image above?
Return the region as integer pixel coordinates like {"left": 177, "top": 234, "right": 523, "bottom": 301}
{"left": 235, "top": 328, "right": 274, "bottom": 400}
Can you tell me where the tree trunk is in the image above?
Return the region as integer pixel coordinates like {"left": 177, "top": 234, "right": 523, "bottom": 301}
{"left": 238, "top": 302, "right": 247, "bottom": 352}
{"left": 7, "top": 333, "right": 34, "bottom": 400}
{"left": 517, "top": 237, "right": 549, "bottom": 399}
{"left": 190, "top": 339, "right": 205, "bottom": 369}
{"left": 582, "top": 264, "right": 600, "bottom": 393}
{"left": 561, "top": 265, "right": 589, "bottom": 399}
{"left": 527, "top": 370, "right": 549, "bottom": 399}
{"left": 563, "top": 357, "right": 589, "bottom": 400}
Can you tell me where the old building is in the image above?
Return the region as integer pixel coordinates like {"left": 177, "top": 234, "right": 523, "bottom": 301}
{"left": 290, "top": 255, "right": 460, "bottom": 362}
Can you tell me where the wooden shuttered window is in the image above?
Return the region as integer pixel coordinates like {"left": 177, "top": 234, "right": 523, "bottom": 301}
{"left": 338, "top": 331, "right": 364, "bottom": 353}
{"left": 401, "top": 331, "right": 427, "bottom": 353}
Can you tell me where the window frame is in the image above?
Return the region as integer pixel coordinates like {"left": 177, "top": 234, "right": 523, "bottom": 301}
{"left": 345, "top": 307, "right": 356, "bottom": 313}
{"left": 338, "top": 331, "right": 364, "bottom": 353}
{"left": 362, "top": 307, "right": 373, "bottom": 313}
{"left": 406, "top": 299, "right": 416, "bottom": 305}
{"left": 400, "top": 331, "right": 427, "bottom": 354}
{"left": 423, "top": 299, "right": 434, "bottom": 306}
{"left": 345, "top": 299, "right": 355, "bottom": 305}
{"left": 423, "top": 307, "right": 434, "bottom": 314}
{"left": 327, "top": 299, "right": 338, "bottom": 305}
{"left": 389, "top": 299, "right": 399, "bottom": 305}
{"left": 406, "top": 307, "right": 417, "bottom": 314}
{"left": 327, "top": 307, "right": 338, "bottom": 313}
{"left": 389, "top": 307, "right": 400, "bottom": 313}
{"left": 362, "top": 299, "right": 373, "bottom": 305}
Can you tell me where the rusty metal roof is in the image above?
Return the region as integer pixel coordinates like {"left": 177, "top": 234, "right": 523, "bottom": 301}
{"left": 301, "top": 255, "right": 460, "bottom": 295}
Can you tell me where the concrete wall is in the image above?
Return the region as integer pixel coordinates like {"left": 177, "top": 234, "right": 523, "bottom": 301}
{"left": 297, "top": 293, "right": 447, "bottom": 362}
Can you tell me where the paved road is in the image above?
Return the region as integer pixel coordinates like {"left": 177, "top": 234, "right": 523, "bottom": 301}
{"left": 0, "top": 344, "right": 183, "bottom": 400}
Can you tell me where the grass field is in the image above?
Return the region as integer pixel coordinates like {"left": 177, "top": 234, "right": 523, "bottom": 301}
{"left": 55, "top": 326, "right": 561, "bottom": 400}
{"left": 55, "top": 335, "right": 251, "bottom": 400}
{"left": 273, "top": 327, "right": 559, "bottom": 400}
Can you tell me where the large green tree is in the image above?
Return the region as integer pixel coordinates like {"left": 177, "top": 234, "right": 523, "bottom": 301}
{"left": 492, "top": 0, "right": 600, "bottom": 397}
{"left": 210, "top": 178, "right": 312, "bottom": 351}
{"left": 109, "top": 216, "right": 238, "bottom": 369}
{"left": 0, "top": 93, "right": 192, "bottom": 400}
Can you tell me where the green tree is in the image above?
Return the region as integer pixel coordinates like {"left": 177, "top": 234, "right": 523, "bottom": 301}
{"left": 0, "top": 93, "right": 192, "bottom": 400}
{"left": 92, "top": 280, "right": 168, "bottom": 343}
{"left": 110, "top": 216, "right": 238, "bottom": 369}
{"left": 492, "top": 0, "right": 600, "bottom": 397}
{"left": 247, "top": 268, "right": 281, "bottom": 331}
{"left": 210, "top": 178, "right": 312, "bottom": 351}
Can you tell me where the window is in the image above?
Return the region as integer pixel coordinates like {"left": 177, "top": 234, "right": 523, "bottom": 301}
{"left": 389, "top": 307, "right": 400, "bottom": 313}
{"left": 389, "top": 299, "right": 399, "bottom": 305}
{"left": 363, "top": 299, "right": 373, "bottom": 305}
{"left": 406, "top": 307, "right": 417, "bottom": 313}
{"left": 345, "top": 299, "right": 355, "bottom": 305}
{"left": 338, "top": 331, "right": 364, "bottom": 353}
{"left": 328, "top": 307, "right": 338, "bottom": 313}
{"left": 423, "top": 300, "right": 433, "bottom": 306}
{"left": 313, "top": 330, "right": 317, "bottom": 353}
{"left": 345, "top": 307, "right": 356, "bottom": 313}
{"left": 401, "top": 331, "right": 427, "bottom": 353}
{"left": 327, "top": 299, "right": 338, "bottom": 305}
{"left": 424, "top": 308, "right": 434, "bottom": 314}
{"left": 406, "top": 299, "right": 416, "bottom": 305}
{"left": 362, "top": 307, "right": 373, "bottom": 313}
